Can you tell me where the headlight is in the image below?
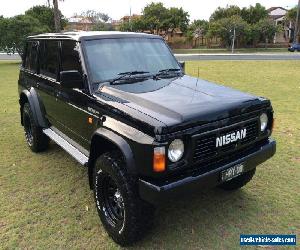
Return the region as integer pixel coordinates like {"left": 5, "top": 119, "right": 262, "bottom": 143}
{"left": 168, "top": 139, "right": 184, "bottom": 162}
{"left": 260, "top": 113, "right": 268, "bottom": 131}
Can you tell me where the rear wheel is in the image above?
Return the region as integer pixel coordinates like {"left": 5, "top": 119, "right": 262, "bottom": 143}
{"left": 93, "top": 151, "right": 154, "bottom": 246}
{"left": 22, "top": 103, "right": 49, "bottom": 152}
{"left": 218, "top": 168, "right": 256, "bottom": 191}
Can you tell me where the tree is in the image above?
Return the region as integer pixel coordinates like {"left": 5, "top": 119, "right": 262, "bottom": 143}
{"left": 189, "top": 19, "right": 209, "bottom": 37}
{"left": 166, "top": 7, "right": 189, "bottom": 35}
{"left": 286, "top": 6, "right": 297, "bottom": 23}
{"left": 241, "top": 3, "right": 268, "bottom": 24}
{"left": 210, "top": 5, "right": 241, "bottom": 21}
{"left": 0, "top": 16, "right": 8, "bottom": 51}
{"left": 286, "top": 6, "right": 298, "bottom": 41}
{"left": 207, "top": 15, "right": 248, "bottom": 48}
{"left": 52, "top": 0, "right": 64, "bottom": 32}
{"left": 92, "top": 22, "right": 114, "bottom": 31}
{"left": 255, "top": 18, "right": 278, "bottom": 48}
{"left": 142, "top": 2, "right": 169, "bottom": 34}
{"left": 0, "top": 15, "right": 48, "bottom": 56}
{"left": 119, "top": 17, "right": 145, "bottom": 32}
{"left": 25, "top": 5, "right": 66, "bottom": 32}
{"left": 80, "top": 10, "right": 113, "bottom": 31}
{"left": 80, "top": 10, "right": 111, "bottom": 23}
{"left": 244, "top": 24, "right": 261, "bottom": 47}
{"left": 141, "top": 3, "right": 189, "bottom": 36}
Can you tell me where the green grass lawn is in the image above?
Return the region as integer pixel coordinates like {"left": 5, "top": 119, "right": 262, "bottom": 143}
{"left": 0, "top": 61, "right": 299, "bottom": 249}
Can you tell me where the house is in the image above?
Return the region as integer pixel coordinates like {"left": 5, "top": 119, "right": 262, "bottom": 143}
{"left": 267, "top": 7, "right": 292, "bottom": 43}
{"left": 65, "top": 16, "right": 93, "bottom": 31}
{"left": 112, "top": 14, "right": 143, "bottom": 30}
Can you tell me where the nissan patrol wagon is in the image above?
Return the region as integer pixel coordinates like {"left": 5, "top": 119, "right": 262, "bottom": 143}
{"left": 18, "top": 31, "right": 276, "bottom": 246}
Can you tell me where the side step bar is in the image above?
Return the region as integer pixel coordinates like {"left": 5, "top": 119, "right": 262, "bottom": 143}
{"left": 43, "top": 128, "right": 89, "bottom": 166}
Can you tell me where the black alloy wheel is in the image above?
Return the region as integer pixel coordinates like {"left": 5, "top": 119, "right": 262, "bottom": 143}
{"left": 23, "top": 111, "right": 34, "bottom": 146}
{"left": 22, "top": 103, "right": 49, "bottom": 152}
{"left": 101, "top": 174, "right": 125, "bottom": 227}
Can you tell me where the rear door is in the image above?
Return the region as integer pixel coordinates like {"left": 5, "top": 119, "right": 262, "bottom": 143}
{"left": 37, "top": 40, "right": 61, "bottom": 128}
{"left": 21, "top": 41, "right": 39, "bottom": 90}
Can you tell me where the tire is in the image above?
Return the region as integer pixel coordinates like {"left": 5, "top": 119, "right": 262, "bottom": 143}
{"left": 22, "top": 103, "right": 49, "bottom": 152}
{"left": 218, "top": 168, "right": 256, "bottom": 191}
{"left": 93, "top": 151, "right": 155, "bottom": 246}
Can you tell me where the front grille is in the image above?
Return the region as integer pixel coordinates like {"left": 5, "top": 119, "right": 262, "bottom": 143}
{"left": 193, "top": 119, "right": 259, "bottom": 163}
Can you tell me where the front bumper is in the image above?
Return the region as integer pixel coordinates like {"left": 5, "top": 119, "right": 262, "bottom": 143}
{"left": 139, "top": 138, "right": 276, "bottom": 204}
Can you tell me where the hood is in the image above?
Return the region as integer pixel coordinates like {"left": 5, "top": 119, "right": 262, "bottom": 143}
{"left": 98, "top": 75, "right": 269, "bottom": 133}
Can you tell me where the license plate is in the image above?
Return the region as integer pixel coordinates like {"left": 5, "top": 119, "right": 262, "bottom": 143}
{"left": 221, "top": 164, "right": 244, "bottom": 182}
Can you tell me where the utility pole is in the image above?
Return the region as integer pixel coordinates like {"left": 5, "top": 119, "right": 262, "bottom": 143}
{"left": 294, "top": 0, "right": 300, "bottom": 43}
{"left": 231, "top": 27, "right": 236, "bottom": 53}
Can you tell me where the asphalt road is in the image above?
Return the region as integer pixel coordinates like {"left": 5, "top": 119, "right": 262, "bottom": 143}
{"left": 0, "top": 53, "right": 21, "bottom": 60}
{"left": 1, "top": 52, "right": 300, "bottom": 61}
{"left": 175, "top": 53, "right": 300, "bottom": 61}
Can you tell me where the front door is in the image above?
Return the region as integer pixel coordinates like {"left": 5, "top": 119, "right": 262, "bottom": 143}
{"left": 54, "top": 40, "right": 96, "bottom": 150}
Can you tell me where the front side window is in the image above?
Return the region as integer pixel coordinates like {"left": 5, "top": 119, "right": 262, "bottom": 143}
{"left": 24, "top": 41, "right": 38, "bottom": 72}
{"left": 84, "top": 38, "right": 180, "bottom": 83}
{"left": 61, "top": 40, "right": 82, "bottom": 73}
{"left": 39, "top": 40, "right": 59, "bottom": 79}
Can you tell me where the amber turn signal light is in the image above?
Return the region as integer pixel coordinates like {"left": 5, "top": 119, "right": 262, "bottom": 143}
{"left": 153, "top": 147, "right": 166, "bottom": 172}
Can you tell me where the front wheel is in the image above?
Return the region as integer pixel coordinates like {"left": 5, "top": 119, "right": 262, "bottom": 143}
{"left": 93, "top": 151, "right": 155, "bottom": 246}
{"left": 218, "top": 168, "right": 256, "bottom": 191}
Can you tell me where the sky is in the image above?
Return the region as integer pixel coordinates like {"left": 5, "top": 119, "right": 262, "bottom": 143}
{"left": 0, "top": 0, "right": 297, "bottom": 21}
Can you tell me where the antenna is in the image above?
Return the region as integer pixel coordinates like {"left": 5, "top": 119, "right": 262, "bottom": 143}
{"left": 196, "top": 66, "right": 199, "bottom": 87}
{"left": 129, "top": 0, "right": 132, "bottom": 31}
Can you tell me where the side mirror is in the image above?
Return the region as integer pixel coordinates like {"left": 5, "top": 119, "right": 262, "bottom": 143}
{"left": 179, "top": 61, "right": 185, "bottom": 74}
{"left": 60, "top": 70, "right": 83, "bottom": 89}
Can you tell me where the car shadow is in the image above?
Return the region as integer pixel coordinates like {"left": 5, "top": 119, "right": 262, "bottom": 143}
{"left": 43, "top": 142, "right": 262, "bottom": 248}
{"left": 130, "top": 186, "right": 262, "bottom": 248}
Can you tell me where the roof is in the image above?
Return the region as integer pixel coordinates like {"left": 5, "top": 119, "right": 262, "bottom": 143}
{"left": 27, "top": 31, "right": 161, "bottom": 41}
{"left": 270, "top": 15, "right": 286, "bottom": 20}
{"left": 267, "top": 7, "right": 287, "bottom": 12}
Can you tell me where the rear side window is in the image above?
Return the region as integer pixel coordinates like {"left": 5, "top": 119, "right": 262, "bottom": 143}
{"left": 24, "top": 41, "right": 38, "bottom": 72}
{"left": 61, "top": 40, "right": 82, "bottom": 72}
{"left": 39, "top": 40, "right": 59, "bottom": 79}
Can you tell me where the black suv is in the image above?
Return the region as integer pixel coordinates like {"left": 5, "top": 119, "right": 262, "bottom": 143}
{"left": 18, "top": 31, "right": 276, "bottom": 246}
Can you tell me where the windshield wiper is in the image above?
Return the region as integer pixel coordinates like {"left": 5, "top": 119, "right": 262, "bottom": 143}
{"left": 110, "top": 71, "right": 150, "bottom": 85}
{"left": 154, "top": 68, "right": 181, "bottom": 78}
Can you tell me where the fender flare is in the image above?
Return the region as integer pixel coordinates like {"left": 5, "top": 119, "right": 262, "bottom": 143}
{"left": 88, "top": 128, "right": 137, "bottom": 189}
{"left": 20, "top": 88, "right": 48, "bottom": 128}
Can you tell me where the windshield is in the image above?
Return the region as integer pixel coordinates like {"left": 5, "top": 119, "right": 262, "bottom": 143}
{"left": 84, "top": 38, "right": 180, "bottom": 83}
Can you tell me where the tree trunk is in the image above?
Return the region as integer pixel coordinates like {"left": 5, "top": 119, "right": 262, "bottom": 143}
{"left": 53, "top": 0, "right": 60, "bottom": 32}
